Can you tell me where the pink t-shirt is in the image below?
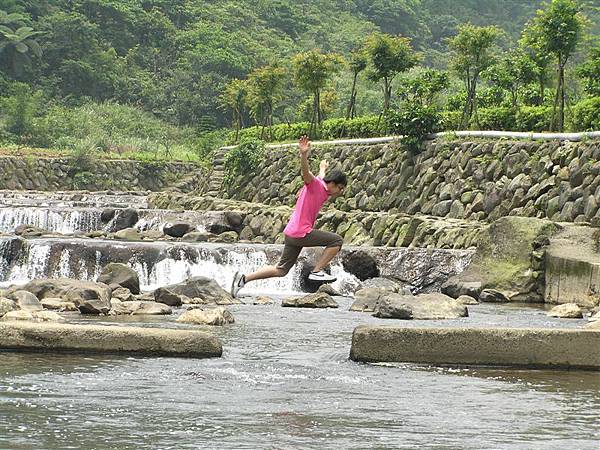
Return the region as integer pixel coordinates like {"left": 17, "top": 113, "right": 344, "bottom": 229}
{"left": 284, "top": 177, "right": 329, "bottom": 238}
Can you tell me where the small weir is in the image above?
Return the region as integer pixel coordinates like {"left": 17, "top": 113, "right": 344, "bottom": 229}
{"left": 0, "top": 206, "right": 223, "bottom": 234}
{"left": 0, "top": 236, "right": 473, "bottom": 294}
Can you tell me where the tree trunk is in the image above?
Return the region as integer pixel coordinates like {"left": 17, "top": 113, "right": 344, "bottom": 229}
{"left": 346, "top": 72, "right": 358, "bottom": 119}
{"left": 558, "top": 64, "right": 565, "bottom": 132}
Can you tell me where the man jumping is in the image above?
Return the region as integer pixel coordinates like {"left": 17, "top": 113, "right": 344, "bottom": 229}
{"left": 231, "top": 135, "right": 348, "bottom": 297}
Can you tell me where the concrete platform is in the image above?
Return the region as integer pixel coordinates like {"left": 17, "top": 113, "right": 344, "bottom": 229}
{"left": 350, "top": 326, "right": 600, "bottom": 370}
{"left": 0, "top": 321, "right": 222, "bottom": 358}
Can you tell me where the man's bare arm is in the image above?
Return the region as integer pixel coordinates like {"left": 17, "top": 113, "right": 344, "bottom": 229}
{"left": 299, "top": 135, "right": 314, "bottom": 184}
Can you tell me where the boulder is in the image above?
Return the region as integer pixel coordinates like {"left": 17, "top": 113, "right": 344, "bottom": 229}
{"left": 547, "top": 303, "right": 584, "bottom": 319}
{"left": 1, "top": 310, "right": 64, "bottom": 322}
{"left": 163, "top": 222, "right": 193, "bottom": 238}
{"left": 351, "top": 288, "right": 394, "bottom": 312}
{"left": 373, "top": 292, "right": 468, "bottom": 320}
{"left": 14, "top": 224, "right": 46, "bottom": 237}
{"left": 176, "top": 307, "right": 235, "bottom": 326}
{"left": 110, "top": 208, "right": 139, "bottom": 231}
{"left": 443, "top": 217, "right": 560, "bottom": 302}
{"left": 317, "top": 284, "right": 340, "bottom": 296}
{"left": 153, "top": 287, "right": 183, "bottom": 306}
{"left": 253, "top": 296, "right": 274, "bottom": 305}
{"left": 79, "top": 299, "right": 110, "bottom": 315}
{"left": 455, "top": 295, "right": 479, "bottom": 305}
{"left": 14, "top": 279, "right": 111, "bottom": 306}
{"left": 41, "top": 298, "right": 78, "bottom": 311}
{"left": 97, "top": 263, "right": 140, "bottom": 294}
{"left": 342, "top": 250, "right": 380, "bottom": 281}
{"left": 361, "top": 277, "right": 410, "bottom": 293}
{"left": 160, "top": 277, "right": 239, "bottom": 305}
{"left": 100, "top": 208, "right": 116, "bottom": 223}
{"left": 109, "top": 299, "right": 172, "bottom": 316}
{"left": 212, "top": 231, "right": 238, "bottom": 243}
{"left": 479, "top": 289, "right": 510, "bottom": 303}
{"left": 113, "top": 227, "right": 142, "bottom": 241}
{"left": 111, "top": 287, "right": 135, "bottom": 302}
{"left": 441, "top": 280, "right": 481, "bottom": 299}
{"left": 9, "top": 290, "right": 43, "bottom": 311}
{"left": 0, "top": 298, "right": 17, "bottom": 317}
{"left": 282, "top": 292, "right": 338, "bottom": 308}
{"left": 182, "top": 231, "right": 214, "bottom": 242}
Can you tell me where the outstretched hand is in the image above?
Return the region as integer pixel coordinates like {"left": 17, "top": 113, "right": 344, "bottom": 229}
{"left": 299, "top": 135, "right": 311, "bottom": 156}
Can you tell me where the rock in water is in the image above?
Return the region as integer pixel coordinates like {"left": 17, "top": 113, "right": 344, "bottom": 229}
{"left": 110, "top": 208, "right": 139, "bottom": 231}
{"left": 9, "top": 290, "right": 43, "bottom": 311}
{"left": 153, "top": 287, "right": 184, "bottom": 306}
{"left": 373, "top": 292, "right": 468, "bottom": 320}
{"left": 479, "top": 289, "right": 510, "bottom": 303}
{"left": 547, "top": 303, "right": 584, "bottom": 319}
{"left": 98, "top": 263, "right": 140, "bottom": 294}
{"left": 163, "top": 222, "right": 193, "bottom": 238}
{"left": 454, "top": 295, "right": 479, "bottom": 305}
{"left": 161, "top": 277, "right": 239, "bottom": 305}
{"left": 342, "top": 250, "right": 380, "bottom": 281}
{"left": 41, "top": 298, "right": 78, "bottom": 311}
{"left": 177, "top": 307, "right": 235, "bottom": 325}
{"left": 282, "top": 292, "right": 338, "bottom": 308}
{"left": 0, "top": 298, "right": 17, "bottom": 317}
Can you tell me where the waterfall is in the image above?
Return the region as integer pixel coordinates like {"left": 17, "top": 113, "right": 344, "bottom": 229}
{"left": 0, "top": 238, "right": 360, "bottom": 295}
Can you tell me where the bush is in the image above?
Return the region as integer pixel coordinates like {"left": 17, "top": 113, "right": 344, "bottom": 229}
{"left": 570, "top": 97, "right": 600, "bottom": 132}
{"left": 387, "top": 104, "right": 441, "bottom": 153}
{"left": 477, "top": 107, "right": 517, "bottom": 131}
{"left": 231, "top": 116, "right": 383, "bottom": 144}
{"left": 0, "top": 83, "right": 44, "bottom": 141}
{"left": 223, "top": 138, "right": 265, "bottom": 189}
{"left": 515, "top": 106, "right": 552, "bottom": 132}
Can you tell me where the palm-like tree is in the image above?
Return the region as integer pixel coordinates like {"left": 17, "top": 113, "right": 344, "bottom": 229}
{"left": 0, "top": 11, "right": 42, "bottom": 77}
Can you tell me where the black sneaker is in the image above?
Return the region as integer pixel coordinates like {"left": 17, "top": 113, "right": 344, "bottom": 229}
{"left": 231, "top": 271, "right": 245, "bottom": 297}
{"left": 307, "top": 270, "right": 337, "bottom": 282}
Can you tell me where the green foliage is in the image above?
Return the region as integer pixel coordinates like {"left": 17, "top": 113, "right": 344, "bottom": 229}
{"left": 365, "top": 32, "right": 420, "bottom": 115}
{"left": 245, "top": 64, "right": 286, "bottom": 139}
{"left": 397, "top": 68, "right": 449, "bottom": 107}
{"left": 448, "top": 23, "right": 502, "bottom": 128}
{"left": 234, "top": 116, "right": 382, "bottom": 143}
{"left": 387, "top": 104, "right": 441, "bottom": 153}
{"left": 223, "top": 138, "right": 265, "bottom": 189}
{"left": 570, "top": 97, "right": 600, "bottom": 132}
{"left": 0, "top": 82, "right": 43, "bottom": 138}
{"left": 577, "top": 46, "right": 600, "bottom": 97}
{"left": 483, "top": 49, "right": 539, "bottom": 107}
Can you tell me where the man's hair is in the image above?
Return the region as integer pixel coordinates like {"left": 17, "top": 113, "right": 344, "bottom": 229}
{"left": 323, "top": 169, "right": 348, "bottom": 187}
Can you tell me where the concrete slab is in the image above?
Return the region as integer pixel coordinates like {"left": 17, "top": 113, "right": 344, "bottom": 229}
{"left": 350, "top": 326, "right": 600, "bottom": 370}
{"left": 0, "top": 321, "right": 222, "bottom": 358}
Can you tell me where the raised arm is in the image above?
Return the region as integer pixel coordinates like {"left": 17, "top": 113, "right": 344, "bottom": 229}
{"left": 299, "top": 135, "right": 314, "bottom": 184}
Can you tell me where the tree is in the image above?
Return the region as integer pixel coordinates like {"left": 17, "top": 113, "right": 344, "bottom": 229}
{"left": 397, "top": 68, "right": 449, "bottom": 107}
{"left": 245, "top": 64, "right": 286, "bottom": 140}
{"left": 0, "top": 10, "right": 42, "bottom": 77}
{"left": 524, "top": 0, "right": 586, "bottom": 131}
{"left": 483, "top": 49, "right": 539, "bottom": 108}
{"left": 346, "top": 48, "right": 368, "bottom": 119}
{"left": 292, "top": 49, "right": 342, "bottom": 137}
{"left": 219, "top": 78, "right": 248, "bottom": 143}
{"left": 365, "top": 32, "right": 420, "bottom": 119}
{"left": 448, "top": 23, "right": 501, "bottom": 129}
{"left": 577, "top": 45, "right": 600, "bottom": 97}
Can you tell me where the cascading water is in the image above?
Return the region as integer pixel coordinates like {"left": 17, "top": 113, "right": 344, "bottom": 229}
{"left": 0, "top": 238, "right": 362, "bottom": 295}
{"left": 0, "top": 206, "right": 216, "bottom": 234}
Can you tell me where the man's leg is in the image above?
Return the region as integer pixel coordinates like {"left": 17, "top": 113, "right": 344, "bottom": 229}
{"left": 313, "top": 245, "right": 342, "bottom": 272}
{"left": 244, "top": 266, "right": 287, "bottom": 282}
{"left": 231, "top": 239, "right": 301, "bottom": 296}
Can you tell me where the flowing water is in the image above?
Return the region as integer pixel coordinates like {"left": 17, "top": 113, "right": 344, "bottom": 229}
{"left": 0, "top": 191, "right": 598, "bottom": 448}
{"left": 0, "top": 301, "right": 598, "bottom": 449}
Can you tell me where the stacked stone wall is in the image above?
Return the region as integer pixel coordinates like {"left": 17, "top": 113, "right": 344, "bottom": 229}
{"left": 226, "top": 139, "right": 600, "bottom": 224}
{"left": 0, "top": 157, "right": 204, "bottom": 192}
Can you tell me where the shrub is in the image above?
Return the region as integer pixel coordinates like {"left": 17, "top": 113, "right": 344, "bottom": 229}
{"left": 477, "top": 107, "right": 517, "bottom": 130}
{"left": 387, "top": 104, "right": 441, "bottom": 153}
{"left": 570, "top": 97, "right": 600, "bottom": 132}
{"left": 223, "top": 138, "right": 265, "bottom": 189}
{"left": 515, "top": 106, "right": 552, "bottom": 132}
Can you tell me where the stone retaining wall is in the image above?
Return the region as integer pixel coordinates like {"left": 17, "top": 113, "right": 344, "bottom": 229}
{"left": 224, "top": 139, "right": 600, "bottom": 224}
{"left": 0, "top": 156, "right": 204, "bottom": 192}
{"left": 148, "top": 192, "right": 485, "bottom": 249}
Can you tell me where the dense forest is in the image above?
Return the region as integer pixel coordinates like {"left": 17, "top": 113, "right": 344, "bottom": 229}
{"left": 0, "top": 0, "right": 599, "bottom": 159}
